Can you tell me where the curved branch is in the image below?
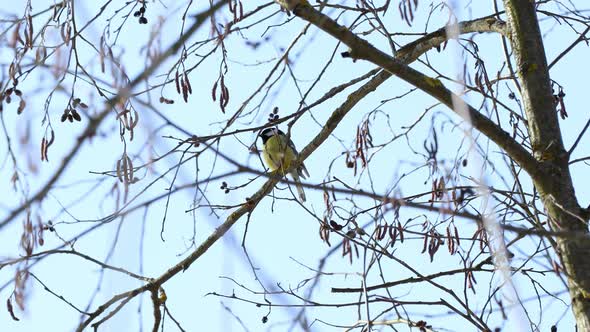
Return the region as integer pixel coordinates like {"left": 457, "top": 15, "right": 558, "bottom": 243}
{"left": 332, "top": 264, "right": 492, "bottom": 293}
{"left": 396, "top": 16, "right": 507, "bottom": 64}
{"left": 292, "top": 4, "right": 540, "bottom": 180}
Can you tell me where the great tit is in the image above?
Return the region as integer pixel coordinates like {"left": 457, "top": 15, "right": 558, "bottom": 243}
{"left": 259, "top": 128, "right": 309, "bottom": 202}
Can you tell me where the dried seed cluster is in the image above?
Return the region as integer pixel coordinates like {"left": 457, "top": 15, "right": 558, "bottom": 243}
{"left": 133, "top": 3, "right": 148, "bottom": 25}
{"left": 0, "top": 87, "right": 26, "bottom": 114}
{"left": 116, "top": 109, "right": 140, "bottom": 141}
{"left": 211, "top": 75, "right": 230, "bottom": 113}
{"left": 175, "top": 69, "right": 193, "bottom": 103}
{"left": 116, "top": 152, "right": 138, "bottom": 184}
{"left": 267, "top": 107, "right": 279, "bottom": 122}
{"left": 228, "top": 0, "right": 244, "bottom": 24}
{"left": 345, "top": 120, "right": 373, "bottom": 175}
{"left": 60, "top": 97, "right": 87, "bottom": 123}
{"left": 399, "top": 0, "right": 419, "bottom": 26}
{"left": 159, "top": 96, "right": 175, "bottom": 104}
{"left": 40, "top": 130, "right": 55, "bottom": 162}
{"left": 220, "top": 181, "right": 230, "bottom": 194}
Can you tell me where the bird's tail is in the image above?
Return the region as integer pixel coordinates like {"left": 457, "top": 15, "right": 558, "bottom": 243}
{"left": 290, "top": 171, "right": 306, "bottom": 202}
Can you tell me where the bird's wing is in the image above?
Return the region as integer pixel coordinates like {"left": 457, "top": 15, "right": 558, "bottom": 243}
{"left": 298, "top": 163, "right": 310, "bottom": 179}
{"left": 290, "top": 170, "right": 306, "bottom": 202}
{"left": 287, "top": 138, "right": 310, "bottom": 179}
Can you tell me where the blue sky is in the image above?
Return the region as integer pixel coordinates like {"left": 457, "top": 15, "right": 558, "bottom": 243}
{"left": 1, "top": 1, "right": 589, "bottom": 331}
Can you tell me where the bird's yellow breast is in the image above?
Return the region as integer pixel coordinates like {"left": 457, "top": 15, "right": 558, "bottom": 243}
{"left": 262, "top": 135, "right": 296, "bottom": 174}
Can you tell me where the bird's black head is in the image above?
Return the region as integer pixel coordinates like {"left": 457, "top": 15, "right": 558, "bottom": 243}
{"left": 259, "top": 128, "right": 284, "bottom": 144}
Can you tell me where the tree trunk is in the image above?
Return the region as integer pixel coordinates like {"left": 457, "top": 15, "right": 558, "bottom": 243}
{"left": 503, "top": 0, "right": 590, "bottom": 329}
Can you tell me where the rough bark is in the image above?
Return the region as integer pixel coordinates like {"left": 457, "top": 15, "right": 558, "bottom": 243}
{"left": 503, "top": 0, "right": 590, "bottom": 329}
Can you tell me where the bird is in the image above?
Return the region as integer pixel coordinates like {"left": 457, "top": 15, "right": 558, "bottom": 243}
{"left": 258, "top": 127, "right": 309, "bottom": 202}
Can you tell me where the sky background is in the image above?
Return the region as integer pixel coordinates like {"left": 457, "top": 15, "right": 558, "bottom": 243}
{"left": 1, "top": 1, "right": 589, "bottom": 331}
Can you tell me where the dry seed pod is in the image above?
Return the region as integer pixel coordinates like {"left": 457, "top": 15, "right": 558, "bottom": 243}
{"left": 342, "top": 238, "right": 350, "bottom": 256}
{"left": 211, "top": 80, "right": 218, "bottom": 101}
{"left": 222, "top": 85, "right": 230, "bottom": 107}
{"left": 10, "top": 23, "right": 21, "bottom": 47}
{"left": 377, "top": 223, "right": 387, "bottom": 240}
{"left": 60, "top": 22, "right": 67, "bottom": 44}
{"left": 17, "top": 100, "right": 26, "bottom": 114}
{"left": 121, "top": 156, "right": 128, "bottom": 181}
{"left": 389, "top": 223, "right": 397, "bottom": 246}
{"left": 27, "top": 15, "right": 33, "bottom": 38}
{"left": 116, "top": 159, "right": 123, "bottom": 182}
{"left": 126, "top": 156, "right": 134, "bottom": 182}
{"left": 181, "top": 78, "right": 188, "bottom": 102}
{"left": 184, "top": 72, "right": 192, "bottom": 94}
{"left": 47, "top": 130, "right": 55, "bottom": 146}
{"left": 130, "top": 110, "right": 139, "bottom": 129}
{"left": 8, "top": 63, "right": 15, "bottom": 80}
{"left": 447, "top": 232, "right": 455, "bottom": 255}
{"left": 355, "top": 227, "right": 366, "bottom": 236}
{"left": 7, "top": 297, "right": 19, "bottom": 321}
{"left": 329, "top": 220, "right": 343, "bottom": 231}
{"left": 99, "top": 44, "right": 105, "bottom": 73}
{"left": 65, "top": 24, "right": 71, "bottom": 45}
{"left": 24, "top": 27, "right": 31, "bottom": 50}
{"left": 421, "top": 232, "right": 428, "bottom": 253}
{"left": 116, "top": 109, "right": 130, "bottom": 120}
{"left": 71, "top": 110, "right": 81, "bottom": 121}
{"left": 40, "top": 137, "right": 47, "bottom": 161}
